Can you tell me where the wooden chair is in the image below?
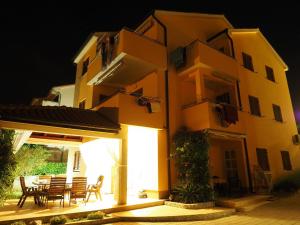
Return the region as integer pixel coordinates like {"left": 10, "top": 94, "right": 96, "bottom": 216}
{"left": 42, "top": 177, "right": 66, "bottom": 207}
{"left": 86, "top": 175, "right": 104, "bottom": 202}
{"left": 18, "top": 176, "right": 39, "bottom": 208}
{"left": 69, "top": 177, "right": 87, "bottom": 205}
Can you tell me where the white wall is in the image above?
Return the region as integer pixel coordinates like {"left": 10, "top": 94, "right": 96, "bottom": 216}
{"left": 66, "top": 139, "right": 119, "bottom": 194}
{"left": 54, "top": 85, "right": 75, "bottom": 107}
{"left": 127, "top": 126, "right": 158, "bottom": 195}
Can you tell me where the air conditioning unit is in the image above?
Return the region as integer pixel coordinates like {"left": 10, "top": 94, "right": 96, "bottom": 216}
{"left": 292, "top": 134, "right": 300, "bottom": 145}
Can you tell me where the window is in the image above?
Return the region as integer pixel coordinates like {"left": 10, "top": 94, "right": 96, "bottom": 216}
{"left": 249, "top": 96, "right": 261, "bottom": 116}
{"left": 265, "top": 66, "right": 275, "bottom": 82}
{"left": 79, "top": 100, "right": 86, "bottom": 109}
{"left": 273, "top": 104, "right": 283, "bottom": 122}
{"left": 216, "top": 92, "right": 231, "bottom": 104}
{"left": 73, "top": 151, "right": 80, "bottom": 172}
{"left": 81, "top": 58, "right": 89, "bottom": 76}
{"left": 256, "top": 148, "right": 270, "bottom": 171}
{"left": 281, "top": 151, "right": 292, "bottom": 170}
{"left": 242, "top": 52, "right": 254, "bottom": 71}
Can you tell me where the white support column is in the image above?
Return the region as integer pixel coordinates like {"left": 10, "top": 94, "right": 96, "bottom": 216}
{"left": 115, "top": 125, "right": 128, "bottom": 205}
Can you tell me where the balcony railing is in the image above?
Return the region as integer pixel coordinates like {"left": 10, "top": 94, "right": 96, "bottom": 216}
{"left": 182, "top": 100, "right": 246, "bottom": 134}
{"left": 87, "top": 28, "right": 167, "bottom": 86}
{"left": 179, "top": 40, "right": 238, "bottom": 80}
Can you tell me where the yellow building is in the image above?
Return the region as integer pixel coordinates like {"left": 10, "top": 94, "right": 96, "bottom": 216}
{"left": 72, "top": 10, "right": 299, "bottom": 197}
{"left": 1, "top": 10, "right": 299, "bottom": 204}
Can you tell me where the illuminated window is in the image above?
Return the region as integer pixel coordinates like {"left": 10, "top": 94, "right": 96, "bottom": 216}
{"left": 73, "top": 151, "right": 80, "bottom": 172}
{"left": 266, "top": 66, "right": 275, "bottom": 82}
{"left": 82, "top": 58, "right": 89, "bottom": 76}
{"left": 281, "top": 151, "right": 292, "bottom": 171}
{"left": 273, "top": 104, "right": 283, "bottom": 122}
{"left": 242, "top": 52, "right": 254, "bottom": 71}
{"left": 79, "top": 100, "right": 85, "bottom": 109}
{"left": 249, "top": 96, "right": 261, "bottom": 116}
{"left": 256, "top": 148, "right": 270, "bottom": 171}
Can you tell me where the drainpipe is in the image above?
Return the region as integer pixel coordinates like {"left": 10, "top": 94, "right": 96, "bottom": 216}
{"left": 243, "top": 138, "right": 253, "bottom": 193}
{"left": 152, "top": 12, "right": 172, "bottom": 195}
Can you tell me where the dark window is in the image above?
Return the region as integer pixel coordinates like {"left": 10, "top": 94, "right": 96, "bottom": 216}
{"left": 130, "top": 88, "right": 143, "bottom": 97}
{"left": 265, "top": 66, "right": 275, "bottom": 82}
{"left": 273, "top": 104, "right": 283, "bottom": 122}
{"left": 73, "top": 151, "right": 80, "bottom": 172}
{"left": 219, "top": 47, "right": 225, "bottom": 53}
{"left": 281, "top": 151, "right": 292, "bottom": 170}
{"left": 256, "top": 148, "right": 270, "bottom": 171}
{"left": 216, "top": 92, "right": 231, "bottom": 104}
{"left": 249, "top": 96, "right": 261, "bottom": 116}
{"left": 242, "top": 52, "right": 254, "bottom": 71}
{"left": 82, "top": 58, "right": 89, "bottom": 76}
{"left": 99, "top": 94, "right": 109, "bottom": 103}
{"left": 79, "top": 100, "right": 86, "bottom": 109}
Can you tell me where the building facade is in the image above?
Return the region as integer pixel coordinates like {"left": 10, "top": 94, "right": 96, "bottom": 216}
{"left": 71, "top": 10, "right": 299, "bottom": 199}
{"left": 31, "top": 84, "right": 75, "bottom": 107}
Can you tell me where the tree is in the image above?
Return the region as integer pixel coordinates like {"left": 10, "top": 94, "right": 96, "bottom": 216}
{"left": 15, "top": 144, "right": 50, "bottom": 176}
{"left": 0, "top": 129, "right": 17, "bottom": 206}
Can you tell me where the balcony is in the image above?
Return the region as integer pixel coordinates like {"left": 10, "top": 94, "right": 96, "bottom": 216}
{"left": 179, "top": 40, "right": 238, "bottom": 80}
{"left": 94, "top": 93, "right": 164, "bottom": 129}
{"left": 182, "top": 101, "right": 246, "bottom": 135}
{"left": 87, "top": 29, "right": 167, "bottom": 86}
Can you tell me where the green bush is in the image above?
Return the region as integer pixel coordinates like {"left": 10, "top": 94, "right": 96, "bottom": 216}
{"left": 170, "top": 127, "right": 214, "bottom": 203}
{"left": 272, "top": 170, "right": 300, "bottom": 194}
{"left": 10, "top": 221, "right": 26, "bottom": 225}
{"left": 32, "top": 162, "right": 67, "bottom": 175}
{"left": 49, "top": 215, "right": 68, "bottom": 225}
{"left": 0, "top": 129, "right": 17, "bottom": 206}
{"left": 15, "top": 144, "right": 50, "bottom": 176}
{"left": 87, "top": 211, "right": 105, "bottom": 220}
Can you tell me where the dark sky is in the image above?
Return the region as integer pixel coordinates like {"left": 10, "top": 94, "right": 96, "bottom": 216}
{"left": 1, "top": 3, "right": 299, "bottom": 120}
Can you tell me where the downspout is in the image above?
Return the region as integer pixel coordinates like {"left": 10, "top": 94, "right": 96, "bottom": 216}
{"left": 243, "top": 138, "right": 253, "bottom": 193}
{"left": 152, "top": 13, "right": 171, "bottom": 194}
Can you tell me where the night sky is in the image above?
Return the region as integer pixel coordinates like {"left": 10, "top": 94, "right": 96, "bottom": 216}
{"left": 1, "top": 3, "right": 299, "bottom": 121}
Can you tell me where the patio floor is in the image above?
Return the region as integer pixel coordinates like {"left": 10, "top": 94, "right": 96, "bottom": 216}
{"left": 0, "top": 194, "right": 164, "bottom": 224}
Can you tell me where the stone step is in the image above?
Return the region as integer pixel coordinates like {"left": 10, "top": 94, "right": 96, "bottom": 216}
{"left": 236, "top": 201, "right": 271, "bottom": 212}
{"left": 216, "top": 195, "right": 271, "bottom": 208}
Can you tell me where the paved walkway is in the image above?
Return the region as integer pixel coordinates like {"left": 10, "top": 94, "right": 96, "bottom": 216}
{"left": 108, "top": 193, "right": 300, "bottom": 225}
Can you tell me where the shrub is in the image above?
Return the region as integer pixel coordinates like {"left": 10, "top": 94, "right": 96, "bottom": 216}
{"left": 0, "top": 129, "right": 17, "bottom": 206}
{"left": 15, "top": 144, "right": 50, "bottom": 176}
{"left": 49, "top": 215, "right": 68, "bottom": 225}
{"left": 10, "top": 221, "right": 26, "bottom": 225}
{"left": 87, "top": 211, "right": 105, "bottom": 220}
{"left": 170, "top": 127, "right": 214, "bottom": 203}
{"left": 32, "top": 162, "right": 67, "bottom": 175}
{"left": 272, "top": 170, "right": 300, "bottom": 194}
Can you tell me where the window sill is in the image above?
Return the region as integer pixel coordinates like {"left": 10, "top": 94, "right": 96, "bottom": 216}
{"left": 242, "top": 65, "right": 257, "bottom": 73}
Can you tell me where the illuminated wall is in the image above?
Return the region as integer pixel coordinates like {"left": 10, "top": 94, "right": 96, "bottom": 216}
{"left": 66, "top": 138, "right": 119, "bottom": 194}
{"left": 127, "top": 125, "right": 158, "bottom": 195}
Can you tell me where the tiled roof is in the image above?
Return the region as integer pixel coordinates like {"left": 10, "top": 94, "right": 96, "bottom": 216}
{"left": 0, "top": 105, "right": 120, "bottom": 133}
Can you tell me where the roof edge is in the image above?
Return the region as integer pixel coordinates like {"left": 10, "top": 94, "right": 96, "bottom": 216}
{"left": 229, "top": 28, "right": 288, "bottom": 71}
{"left": 154, "top": 9, "right": 234, "bottom": 29}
